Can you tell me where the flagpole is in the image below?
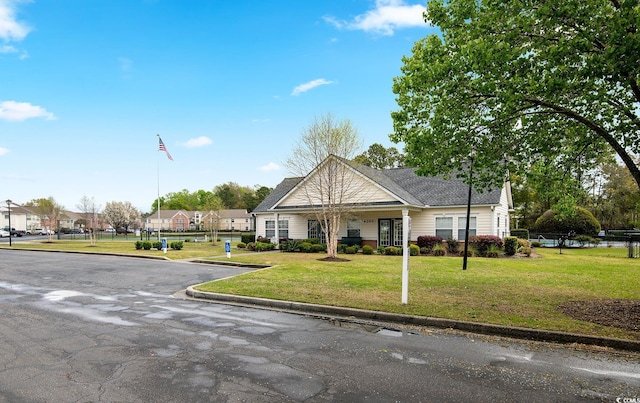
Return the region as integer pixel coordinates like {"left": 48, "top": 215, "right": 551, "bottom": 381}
{"left": 157, "top": 134, "right": 161, "bottom": 242}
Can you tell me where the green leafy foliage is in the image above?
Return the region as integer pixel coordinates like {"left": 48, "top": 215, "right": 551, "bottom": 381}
{"left": 416, "top": 236, "right": 443, "bottom": 252}
{"left": 409, "top": 244, "right": 420, "bottom": 256}
{"left": 504, "top": 236, "right": 518, "bottom": 256}
{"left": 469, "top": 235, "right": 503, "bottom": 257}
{"left": 534, "top": 206, "right": 601, "bottom": 236}
{"left": 391, "top": 0, "right": 640, "bottom": 195}
{"left": 432, "top": 243, "right": 446, "bottom": 256}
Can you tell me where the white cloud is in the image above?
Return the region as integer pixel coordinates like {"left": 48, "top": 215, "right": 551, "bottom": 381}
{"left": 291, "top": 78, "right": 334, "bottom": 96}
{"left": 258, "top": 162, "right": 280, "bottom": 172}
{"left": 0, "top": 146, "right": 9, "bottom": 156}
{"left": 0, "top": 0, "right": 31, "bottom": 41}
{"left": 0, "top": 44, "right": 16, "bottom": 53}
{"left": 324, "top": 0, "right": 427, "bottom": 36}
{"left": 0, "top": 101, "right": 56, "bottom": 121}
{"left": 182, "top": 136, "right": 212, "bottom": 148}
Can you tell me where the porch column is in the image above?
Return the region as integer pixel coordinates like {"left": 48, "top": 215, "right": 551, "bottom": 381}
{"left": 273, "top": 212, "right": 279, "bottom": 245}
{"left": 402, "top": 208, "right": 410, "bottom": 304}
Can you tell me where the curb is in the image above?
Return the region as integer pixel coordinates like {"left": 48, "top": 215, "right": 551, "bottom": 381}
{"left": 188, "top": 259, "right": 270, "bottom": 269}
{"left": 186, "top": 286, "right": 640, "bottom": 353}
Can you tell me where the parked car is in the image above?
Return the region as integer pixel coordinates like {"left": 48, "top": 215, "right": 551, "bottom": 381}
{"left": 104, "top": 228, "right": 116, "bottom": 233}
{"left": 0, "top": 229, "right": 9, "bottom": 237}
{"left": 3, "top": 227, "right": 24, "bottom": 237}
{"left": 36, "top": 228, "right": 54, "bottom": 235}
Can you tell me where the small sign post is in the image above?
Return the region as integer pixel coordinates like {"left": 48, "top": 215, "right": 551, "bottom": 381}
{"left": 225, "top": 240, "right": 231, "bottom": 259}
{"left": 161, "top": 237, "right": 167, "bottom": 254}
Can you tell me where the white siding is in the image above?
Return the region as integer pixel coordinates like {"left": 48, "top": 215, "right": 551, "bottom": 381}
{"left": 278, "top": 168, "right": 399, "bottom": 208}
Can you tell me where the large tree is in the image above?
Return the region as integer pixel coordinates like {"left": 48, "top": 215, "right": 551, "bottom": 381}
{"left": 353, "top": 143, "right": 405, "bottom": 169}
{"left": 391, "top": 0, "right": 640, "bottom": 196}
{"left": 76, "top": 196, "right": 101, "bottom": 245}
{"left": 286, "top": 113, "right": 363, "bottom": 259}
{"left": 103, "top": 201, "right": 139, "bottom": 233}
{"left": 25, "top": 197, "right": 63, "bottom": 241}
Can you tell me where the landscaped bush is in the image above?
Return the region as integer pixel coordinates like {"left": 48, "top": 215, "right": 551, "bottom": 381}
{"left": 345, "top": 246, "right": 357, "bottom": 254}
{"left": 142, "top": 241, "right": 152, "bottom": 250}
{"left": 531, "top": 240, "right": 542, "bottom": 248}
{"left": 504, "top": 236, "right": 518, "bottom": 256}
{"left": 432, "top": 243, "right": 446, "bottom": 256}
{"left": 246, "top": 242, "right": 256, "bottom": 251}
{"left": 254, "top": 242, "right": 276, "bottom": 252}
{"left": 299, "top": 242, "right": 313, "bottom": 253}
{"left": 338, "top": 243, "right": 348, "bottom": 254}
{"left": 241, "top": 234, "right": 254, "bottom": 244}
{"left": 256, "top": 236, "right": 272, "bottom": 244}
{"left": 461, "top": 248, "right": 475, "bottom": 257}
{"left": 362, "top": 245, "right": 374, "bottom": 255}
{"left": 135, "top": 241, "right": 143, "bottom": 250}
{"left": 377, "top": 246, "right": 385, "bottom": 255}
{"left": 409, "top": 244, "right": 420, "bottom": 256}
{"left": 311, "top": 243, "right": 326, "bottom": 253}
{"left": 533, "top": 206, "right": 601, "bottom": 236}
{"left": 419, "top": 247, "right": 429, "bottom": 255}
{"left": 384, "top": 246, "right": 399, "bottom": 255}
{"left": 304, "top": 238, "right": 320, "bottom": 244}
{"left": 237, "top": 242, "right": 246, "bottom": 248}
{"left": 485, "top": 245, "right": 501, "bottom": 258}
{"left": 279, "top": 240, "right": 300, "bottom": 252}
{"left": 446, "top": 237, "right": 460, "bottom": 254}
{"left": 153, "top": 241, "right": 162, "bottom": 250}
{"left": 170, "top": 241, "right": 184, "bottom": 250}
{"left": 510, "top": 229, "right": 529, "bottom": 239}
{"left": 469, "top": 235, "right": 504, "bottom": 257}
{"left": 521, "top": 246, "right": 532, "bottom": 256}
{"left": 416, "top": 235, "right": 443, "bottom": 252}
{"left": 517, "top": 238, "right": 531, "bottom": 248}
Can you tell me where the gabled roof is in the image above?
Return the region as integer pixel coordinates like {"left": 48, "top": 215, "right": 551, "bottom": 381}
{"left": 253, "top": 157, "right": 507, "bottom": 213}
{"left": 253, "top": 177, "right": 304, "bottom": 213}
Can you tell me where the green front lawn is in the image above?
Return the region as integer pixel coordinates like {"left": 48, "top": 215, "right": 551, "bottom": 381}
{"left": 195, "top": 247, "right": 640, "bottom": 341}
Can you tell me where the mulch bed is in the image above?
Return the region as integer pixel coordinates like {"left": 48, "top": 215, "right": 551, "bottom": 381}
{"left": 557, "top": 299, "right": 640, "bottom": 332}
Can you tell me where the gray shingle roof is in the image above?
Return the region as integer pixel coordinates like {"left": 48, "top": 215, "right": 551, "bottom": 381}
{"left": 252, "top": 177, "right": 303, "bottom": 213}
{"left": 254, "top": 158, "right": 504, "bottom": 212}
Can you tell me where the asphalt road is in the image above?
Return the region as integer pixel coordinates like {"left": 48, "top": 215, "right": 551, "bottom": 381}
{"left": 0, "top": 250, "right": 638, "bottom": 402}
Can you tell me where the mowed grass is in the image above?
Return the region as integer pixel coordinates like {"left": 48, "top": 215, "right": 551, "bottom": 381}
{"left": 195, "top": 247, "right": 640, "bottom": 341}
{"left": 3, "top": 239, "right": 639, "bottom": 340}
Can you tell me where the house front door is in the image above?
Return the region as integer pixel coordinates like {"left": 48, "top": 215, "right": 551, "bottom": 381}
{"left": 379, "top": 219, "right": 403, "bottom": 247}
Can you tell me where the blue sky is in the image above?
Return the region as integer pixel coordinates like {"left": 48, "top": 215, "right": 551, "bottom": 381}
{"left": 0, "top": 0, "right": 436, "bottom": 212}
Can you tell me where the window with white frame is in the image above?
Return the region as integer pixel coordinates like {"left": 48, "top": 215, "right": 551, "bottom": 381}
{"left": 265, "top": 220, "right": 275, "bottom": 238}
{"left": 457, "top": 216, "right": 477, "bottom": 240}
{"left": 278, "top": 220, "right": 289, "bottom": 239}
{"left": 347, "top": 219, "right": 361, "bottom": 237}
{"left": 435, "top": 217, "right": 453, "bottom": 239}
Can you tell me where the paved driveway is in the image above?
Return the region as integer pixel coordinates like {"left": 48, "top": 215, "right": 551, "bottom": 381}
{"left": 0, "top": 250, "right": 638, "bottom": 402}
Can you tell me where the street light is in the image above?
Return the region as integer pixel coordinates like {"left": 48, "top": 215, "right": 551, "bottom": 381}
{"left": 5, "top": 199, "right": 12, "bottom": 247}
{"left": 462, "top": 152, "right": 475, "bottom": 271}
{"left": 230, "top": 218, "right": 234, "bottom": 243}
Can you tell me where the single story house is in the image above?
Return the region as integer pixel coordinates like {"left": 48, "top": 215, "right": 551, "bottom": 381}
{"left": 252, "top": 155, "right": 513, "bottom": 248}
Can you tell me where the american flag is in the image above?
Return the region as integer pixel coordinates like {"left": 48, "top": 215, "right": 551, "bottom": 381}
{"left": 158, "top": 136, "right": 173, "bottom": 161}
